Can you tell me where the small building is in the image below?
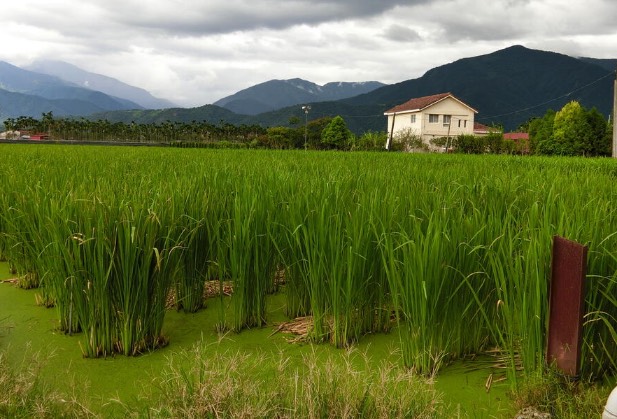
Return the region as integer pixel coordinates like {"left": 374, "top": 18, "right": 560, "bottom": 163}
{"left": 29, "top": 133, "right": 50, "bottom": 141}
{"left": 504, "top": 132, "right": 530, "bottom": 154}
{"left": 384, "top": 92, "right": 478, "bottom": 151}
{"left": 473, "top": 122, "right": 495, "bottom": 136}
{"left": 0, "top": 130, "right": 20, "bottom": 140}
{"left": 503, "top": 132, "right": 529, "bottom": 142}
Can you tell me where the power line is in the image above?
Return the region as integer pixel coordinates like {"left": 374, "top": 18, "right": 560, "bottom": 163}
{"left": 308, "top": 70, "right": 614, "bottom": 124}
{"left": 477, "top": 71, "right": 614, "bottom": 122}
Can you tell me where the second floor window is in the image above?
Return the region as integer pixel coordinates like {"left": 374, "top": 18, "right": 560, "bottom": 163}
{"left": 443, "top": 115, "right": 451, "bottom": 126}
{"left": 429, "top": 114, "right": 439, "bottom": 123}
{"left": 410, "top": 114, "right": 416, "bottom": 123}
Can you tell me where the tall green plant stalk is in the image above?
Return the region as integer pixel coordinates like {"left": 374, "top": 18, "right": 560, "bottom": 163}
{"left": 1, "top": 145, "right": 617, "bottom": 379}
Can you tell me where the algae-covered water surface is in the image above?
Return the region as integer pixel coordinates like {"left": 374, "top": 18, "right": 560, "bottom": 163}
{"left": 0, "top": 261, "right": 513, "bottom": 417}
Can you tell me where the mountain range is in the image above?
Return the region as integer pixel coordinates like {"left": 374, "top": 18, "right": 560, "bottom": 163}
{"left": 213, "top": 79, "right": 385, "bottom": 115}
{"left": 0, "top": 61, "right": 145, "bottom": 118}
{"left": 91, "top": 46, "right": 616, "bottom": 133}
{"left": 1, "top": 45, "right": 615, "bottom": 134}
{"left": 0, "top": 59, "right": 177, "bottom": 120}
{"left": 25, "top": 60, "right": 175, "bottom": 110}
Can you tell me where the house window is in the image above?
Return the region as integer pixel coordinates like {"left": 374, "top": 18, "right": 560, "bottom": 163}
{"left": 443, "top": 115, "right": 451, "bottom": 126}
{"left": 410, "top": 114, "right": 416, "bottom": 124}
{"left": 458, "top": 120, "right": 461, "bottom": 128}
{"left": 464, "top": 120, "right": 467, "bottom": 128}
{"left": 429, "top": 114, "right": 439, "bottom": 123}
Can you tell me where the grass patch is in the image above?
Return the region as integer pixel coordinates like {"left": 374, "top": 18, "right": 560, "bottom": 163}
{"left": 0, "top": 346, "right": 96, "bottom": 418}
{"left": 124, "top": 341, "right": 443, "bottom": 418}
{"left": 513, "top": 372, "right": 614, "bottom": 418}
{"left": 0, "top": 341, "right": 444, "bottom": 418}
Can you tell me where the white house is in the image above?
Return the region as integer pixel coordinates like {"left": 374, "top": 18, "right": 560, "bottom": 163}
{"left": 384, "top": 92, "right": 478, "bottom": 150}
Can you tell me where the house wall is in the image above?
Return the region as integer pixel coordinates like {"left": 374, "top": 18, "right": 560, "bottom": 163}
{"left": 386, "top": 113, "right": 421, "bottom": 137}
{"left": 387, "top": 97, "right": 475, "bottom": 150}
{"left": 419, "top": 98, "right": 475, "bottom": 141}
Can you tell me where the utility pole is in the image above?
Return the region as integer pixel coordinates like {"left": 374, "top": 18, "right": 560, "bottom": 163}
{"left": 613, "top": 68, "right": 617, "bottom": 158}
{"left": 302, "top": 105, "right": 311, "bottom": 150}
{"left": 386, "top": 112, "right": 396, "bottom": 150}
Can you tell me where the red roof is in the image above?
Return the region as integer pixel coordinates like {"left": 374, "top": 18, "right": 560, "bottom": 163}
{"left": 29, "top": 133, "right": 50, "bottom": 140}
{"left": 503, "top": 132, "right": 529, "bottom": 141}
{"left": 384, "top": 92, "right": 477, "bottom": 114}
{"left": 473, "top": 122, "right": 492, "bottom": 133}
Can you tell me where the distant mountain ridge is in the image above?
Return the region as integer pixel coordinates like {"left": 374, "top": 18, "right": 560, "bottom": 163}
{"left": 26, "top": 60, "right": 176, "bottom": 109}
{"left": 213, "top": 78, "right": 386, "bottom": 115}
{"left": 578, "top": 57, "right": 617, "bottom": 73}
{"left": 0, "top": 60, "right": 145, "bottom": 119}
{"left": 2, "top": 45, "right": 615, "bottom": 135}
{"left": 339, "top": 45, "right": 614, "bottom": 131}
{"left": 92, "top": 45, "right": 616, "bottom": 134}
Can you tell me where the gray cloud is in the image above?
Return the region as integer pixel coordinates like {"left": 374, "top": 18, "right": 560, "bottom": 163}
{"left": 106, "top": 0, "right": 431, "bottom": 35}
{"left": 382, "top": 24, "right": 423, "bottom": 42}
{"left": 0, "top": 0, "right": 616, "bottom": 106}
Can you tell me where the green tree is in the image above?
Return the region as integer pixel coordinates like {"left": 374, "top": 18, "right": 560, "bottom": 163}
{"left": 586, "top": 107, "right": 610, "bottom": 156}
{"left": 531, "top": 102, "right": 610, "bottom": 157}
{"left": 529, "top": 110, "right": 555, "bottom": 155}
{"left": 354, "top": 131, "right": 387, "bottom": 151}
{"left": 265, "top": 127, "right": 293, "bottom": 149}
{"left": 321, "top": 116, "right": 352, "bottom": 150}
{"left": 391, "top": 128, "right": 425, "bottom": 152}
{"left": 303, "top": 117, "right": 332, "bottom": 150}
{"left": 453, "top": 134, "right": 485, "bottom": 154}
{"left": 551, "top": 101, "right": 590, "bottom": 155}
{"left": 485, "top": 132, "right": 504, "bottom": 154}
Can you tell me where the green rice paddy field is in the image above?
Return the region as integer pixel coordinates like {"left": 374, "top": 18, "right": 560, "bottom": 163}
{"left": 1, "top": 144, "right": 617, "bottom": 417}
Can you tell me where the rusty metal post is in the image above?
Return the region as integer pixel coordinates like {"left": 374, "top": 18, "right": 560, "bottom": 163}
{"left": 546, "top": 236, "right": 587, "bottom": 378}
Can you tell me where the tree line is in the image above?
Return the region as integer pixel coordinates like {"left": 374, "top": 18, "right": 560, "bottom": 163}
{"left": 2, "top": 113, "right": 387, "bottom": 151}
{"left": 2, "top": 100, "right": 612, "bottom": 156}
{"left": 442, "top": 101, "right": 613, "bottom": 156}
{"left": 528, "top": 101, "right": 612, "bottom": 156}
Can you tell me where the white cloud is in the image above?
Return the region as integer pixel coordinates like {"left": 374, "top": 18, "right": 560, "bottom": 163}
{"left": 0, "top": 0, "right": 615, "bottom": 107}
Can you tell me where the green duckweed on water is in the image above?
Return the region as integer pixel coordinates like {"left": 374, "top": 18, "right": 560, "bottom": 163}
{"left": 0, "top": 261, "right": 513, "bottom": 417}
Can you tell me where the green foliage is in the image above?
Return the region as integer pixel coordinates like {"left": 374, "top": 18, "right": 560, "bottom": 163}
{"left": 4, "top": 114, "right": 267, "bottom": 145}
{"left": 529, "top": 110, "right": 556, "bottom": 154}
{"left": 485, "top": 131, "right": 505, "bottom": 154}
{"left": 391, "top": 128, "right": 426, "bottom": 152}
{"left": 352, "top": 130, "right": 388, "bottom": 151}
{"left": 303, "top": 117, "right": 332, "bottom": 149}
{"left": 2, "top": 146, "right": 617, "bottom": 384}
{"left": 265, "top": 126, "right": 294, "bottom": 149}
{"left": 502, "top": 139, "right": 517, "bottom": 154}
{"left": 530, "top": 102, "right": 610, "bottom": 156}
{"left": 587, "top": 107, "right": 612, "bottom": 156}
{"left": 514, "top": 372, "right": 610, "bottom": 419}
{"left": 452, "top": 134, "right": 486, "bottom": 154}
{"left": 0, "top": 349, "right": 94, "bottom": 418}
{"left": 320, "top": 115, "right": 352, "bottom": 150}
{"left": 552, "top": 101, "right": 590, "bottom": 155}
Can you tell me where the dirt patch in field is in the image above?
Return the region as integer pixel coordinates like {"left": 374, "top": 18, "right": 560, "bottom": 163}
{"left": 270, "top": 316, "right": 313, "bottom": 343}
{"left": 165, "top": 280, "right": 234, "bottom": 309}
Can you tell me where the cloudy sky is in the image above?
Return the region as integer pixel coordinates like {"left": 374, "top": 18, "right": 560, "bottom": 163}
{"left": 1, "top": 0, "right": 616, "bottom": 107}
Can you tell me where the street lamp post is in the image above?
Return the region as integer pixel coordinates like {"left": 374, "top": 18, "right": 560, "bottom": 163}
{"left": 302, "top": 105, "right": 311, "bottom": 150}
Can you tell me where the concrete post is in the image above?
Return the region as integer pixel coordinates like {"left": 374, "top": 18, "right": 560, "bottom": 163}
{"left": 613, "top": 69, "right": 617, "bottom": 158}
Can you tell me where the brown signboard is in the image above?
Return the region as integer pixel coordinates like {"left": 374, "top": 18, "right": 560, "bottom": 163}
{"left": 546, "top": 236, "right": 587, "bottom": 378}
